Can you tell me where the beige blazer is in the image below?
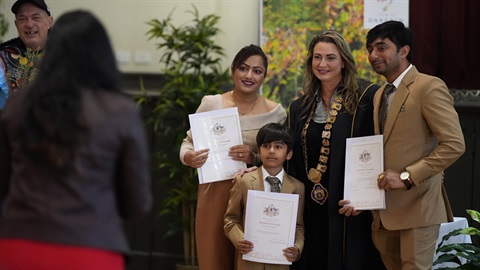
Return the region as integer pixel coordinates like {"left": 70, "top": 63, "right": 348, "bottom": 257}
{"left": 224, "top": 169, "right": 305, "bottom": 270}
{"left": 372, "top": 66, "right": 465, "bottom": 231}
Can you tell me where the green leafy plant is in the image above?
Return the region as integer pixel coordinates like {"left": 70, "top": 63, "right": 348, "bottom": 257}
{"left": 434, "top": 209, "right": 480, "bottom": 269}
{"left": 0, "top": 0, "right": 9, "bottom": 43}
{"left": 137, "top": 5, "right": 230, "bottom": 268}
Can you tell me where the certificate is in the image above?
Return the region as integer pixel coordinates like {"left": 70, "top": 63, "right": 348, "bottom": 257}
{"left": 189, "top": 107, "right": 246, "bottom": 184}
{"left": 344, "top": 135, "right": 385, "bottom": 210}
{"left": 243, "top": 190, "right": 299, "bottom": 265}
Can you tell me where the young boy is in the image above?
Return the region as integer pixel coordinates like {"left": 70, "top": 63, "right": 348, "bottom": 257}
{"left": 224, "top": 122, "right": 305, "bottom": 270}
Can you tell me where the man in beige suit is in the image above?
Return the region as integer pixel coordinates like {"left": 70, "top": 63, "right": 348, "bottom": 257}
{"left": 366, "top": 21, "right": 465, "bottom": 270}
{"left": 224, "top": 123, "right": 304, "bottom": 270}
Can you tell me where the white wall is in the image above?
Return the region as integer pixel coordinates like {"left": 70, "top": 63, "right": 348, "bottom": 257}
{"left": 0, "top": 0, "right": 261, "bottom": 73}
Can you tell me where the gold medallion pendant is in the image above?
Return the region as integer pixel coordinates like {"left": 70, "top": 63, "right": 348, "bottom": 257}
{"left": 307, "top": 168, "right": 321, "bottom": 183}
{"left": 311, "top": 183, "right": 328, "bottom": 205}
{"left": 302, "top": 95, "right": 343, "bottom": 206}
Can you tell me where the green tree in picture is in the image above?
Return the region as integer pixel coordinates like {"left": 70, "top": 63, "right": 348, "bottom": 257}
{"left": 0, "top": 0, "right": 9, "bottom": 43}
{"left": 325, "top": 0, "right": 383, "bottom": 83}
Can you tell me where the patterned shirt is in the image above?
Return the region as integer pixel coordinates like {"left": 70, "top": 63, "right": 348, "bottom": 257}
{"left": 0, "top": 37, "right": 42, "bottom": 109}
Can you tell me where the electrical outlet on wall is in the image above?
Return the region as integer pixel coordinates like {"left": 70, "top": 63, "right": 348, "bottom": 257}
{"left": 134, "top": 51, "right": 152, "bottom": 65}
{"left": 115, "top": 50, "right": 131, "bottom": 64}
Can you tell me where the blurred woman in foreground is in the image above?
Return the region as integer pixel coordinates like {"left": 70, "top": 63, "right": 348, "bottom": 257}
{"left": 0, "top": 10, "right": 152, "bottom": 270}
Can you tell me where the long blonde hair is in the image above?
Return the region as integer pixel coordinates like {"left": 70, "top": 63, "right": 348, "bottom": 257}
{"left": 300, "top": 31, "right": 359, "bottom": 119}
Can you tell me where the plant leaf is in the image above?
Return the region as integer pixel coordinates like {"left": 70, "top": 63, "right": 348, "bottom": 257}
{"left": 466, "top": 209, "right": 480, "bottom": 224}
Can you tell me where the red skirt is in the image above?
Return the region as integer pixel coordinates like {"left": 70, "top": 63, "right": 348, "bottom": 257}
{"left": 0, "top": 239, "right": 124, "bottom": 270}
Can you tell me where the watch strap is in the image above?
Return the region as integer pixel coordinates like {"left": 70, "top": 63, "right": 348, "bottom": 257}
{"left": 402, "top": 178, "right": 413, "bottom": 190}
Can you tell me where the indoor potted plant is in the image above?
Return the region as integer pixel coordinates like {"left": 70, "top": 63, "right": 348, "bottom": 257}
{"left": 0, "top": 0, "right": 8, "bottom": 43}
{"left": 137, "top": 6, "right": 230, "bottom": 269}
{"left": 434, "top": 209, "right": 480, "bottom": 269}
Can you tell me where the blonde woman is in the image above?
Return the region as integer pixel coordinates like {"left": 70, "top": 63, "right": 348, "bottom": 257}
{"left": 287, "top": 31, "right": 385, "bottom": 270}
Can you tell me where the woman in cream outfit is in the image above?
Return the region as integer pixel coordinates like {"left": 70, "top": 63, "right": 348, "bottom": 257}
{"left": 180, "top": 44, "right": 286, "bottom": 270}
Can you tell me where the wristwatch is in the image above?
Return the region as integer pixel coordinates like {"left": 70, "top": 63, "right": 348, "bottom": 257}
{"left": 400, "top": 171, "right": 413, "bottom": 190}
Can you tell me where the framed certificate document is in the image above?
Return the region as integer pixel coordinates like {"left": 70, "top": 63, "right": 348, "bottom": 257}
{"left": 243, "top": 190, "right": 299, "bottom": 265}
{"left": 344, "top": 135, "right": 385, "bottom": 210}
{"left": 188, "top": 107, "right": 246, "bottom": 184}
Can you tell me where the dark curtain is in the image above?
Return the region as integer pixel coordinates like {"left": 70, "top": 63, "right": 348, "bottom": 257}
{"left": 410, "top": 0, "right": 480, "bottom": 89}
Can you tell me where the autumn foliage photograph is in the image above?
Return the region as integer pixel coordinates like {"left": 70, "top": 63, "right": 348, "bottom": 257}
{"left": 261, "top": 0, "right": 384, "bottom": 107}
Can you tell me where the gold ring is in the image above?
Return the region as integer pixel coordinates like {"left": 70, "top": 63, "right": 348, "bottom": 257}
{"left": 239, "top": 153, "right": 243, "bottom": 158}
{"left": 378, "top": 174, "right": 384, "bottom": 181}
